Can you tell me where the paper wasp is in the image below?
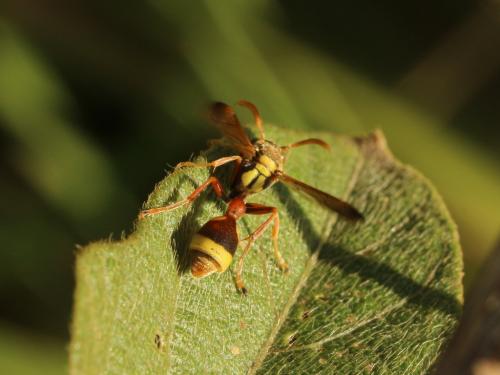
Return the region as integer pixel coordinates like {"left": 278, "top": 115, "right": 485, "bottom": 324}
{"left": 140, "top": 100, "right": 363, "bottom": 293}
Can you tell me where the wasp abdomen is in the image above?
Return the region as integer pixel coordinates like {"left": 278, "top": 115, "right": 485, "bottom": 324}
{"left": 189, "top": 216, "right": 238, "bottom": 277}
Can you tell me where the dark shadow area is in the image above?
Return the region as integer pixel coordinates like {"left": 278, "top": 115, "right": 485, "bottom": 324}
{"left": 274, "top": 182, "right": 461, "bottom": 319}
{"left": 453, "top": 73, "right": 500, "bottom": 160}
{"left": 274, "top": 183, "right": 323, "bottom": 251}
{"left": 276, "top": 0, "right": 473, "bottom": 84}
{"left": 319, "top": 242, "right": 461, "bottom": 317}
{"left": 169, "top": 174, "right": 228, "bottom": 275}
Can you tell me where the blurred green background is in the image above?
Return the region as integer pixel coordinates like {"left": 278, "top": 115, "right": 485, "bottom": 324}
{"left": 1, "top": 0, "right": 499, "bottom": 373}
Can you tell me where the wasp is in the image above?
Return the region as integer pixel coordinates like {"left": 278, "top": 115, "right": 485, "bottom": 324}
{"left": 140, "top": 100, "right": 363, "bottom": 293}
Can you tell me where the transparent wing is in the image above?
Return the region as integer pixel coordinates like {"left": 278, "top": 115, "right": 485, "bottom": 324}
{"left": 209, "top": 102, "right": 255, "bottom": 159}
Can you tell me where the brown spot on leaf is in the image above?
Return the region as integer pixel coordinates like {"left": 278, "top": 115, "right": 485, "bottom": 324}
{"left": 154, "top": 334, "right": 162, "bottom": 349}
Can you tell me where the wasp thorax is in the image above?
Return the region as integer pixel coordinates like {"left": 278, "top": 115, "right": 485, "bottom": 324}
{"left": 230, "top": 140, "right": 284, "bottom": 197}
{"left": 190, "top": 251, "right": 219, "bottom": 278}
{"left": 254, "top": 140, "right": 284, "bottom": 171}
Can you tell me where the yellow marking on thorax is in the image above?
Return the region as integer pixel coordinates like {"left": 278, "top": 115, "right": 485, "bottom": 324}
{"left": 248, "top": 175, "right": 266, "bottom": 193}
{"left": 258, "top": 155, "right": 277, "bottom": 172}
{"left": 255, "top": 163, "right": 271, "bottom": 177}
{"left": 241, "top": 169, "right": 259, "bottom": 188}
{"left": 190, "top": 234, "right": 233, "bottom": 272}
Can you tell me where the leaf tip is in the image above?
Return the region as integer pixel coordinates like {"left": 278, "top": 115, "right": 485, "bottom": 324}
{"left": 354, "top": 129, "right": 392, "bottom": 159}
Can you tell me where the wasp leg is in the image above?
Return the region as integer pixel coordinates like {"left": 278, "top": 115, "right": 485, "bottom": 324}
{"left": 235, "top": 204, "right": 287, "bottom": 294}
{"left": 175, "top": 155, "right": 242, "bottom": 171}
{"left": 245, "top": 204, "right": 287, "bottom": 272}
{"left": 235, "top": 240, "right": 253, "bottom": 295}
{"left": 139, "top": 176, "right": 224, "bottom": 219}
{"left": 237, "top": 100, "right": 265, "bottom": 141}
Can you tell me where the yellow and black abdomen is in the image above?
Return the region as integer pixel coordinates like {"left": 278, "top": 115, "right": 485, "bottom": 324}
{"left": 189, "top": 216, "right": 238, "bottom": 277}
{"left": 232, "top": 154, "right": 277, "bottom": 196}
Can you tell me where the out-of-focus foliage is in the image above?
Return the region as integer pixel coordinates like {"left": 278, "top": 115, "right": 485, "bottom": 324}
{"left": 0, "top": 325, "right": 65, "bottom": 375}
{"left": 0, "top": 0, "right": 498, "bottom": 372}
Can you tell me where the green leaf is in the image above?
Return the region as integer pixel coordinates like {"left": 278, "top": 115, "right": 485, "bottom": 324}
{"left": 70, "top": 126, "right": 462, "bottom": 374}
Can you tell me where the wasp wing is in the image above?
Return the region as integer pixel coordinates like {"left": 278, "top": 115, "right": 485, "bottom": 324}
{"left": 209, "top": 102, "right": 256, "bottom": 159}
{"left": 279, "top": 173, "right": 363, "bottom": 221}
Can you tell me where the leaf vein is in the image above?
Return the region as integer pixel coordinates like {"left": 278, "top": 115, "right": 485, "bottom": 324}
{"left": 247, "top": 144, "right": 365, "bottom": 373}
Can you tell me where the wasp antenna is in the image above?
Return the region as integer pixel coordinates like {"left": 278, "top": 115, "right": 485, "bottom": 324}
{"left": 237, "top": 100, "right": 265, "bottom": 141}
{"left": 281, "top": 138, "right": 331, "bottom": 152}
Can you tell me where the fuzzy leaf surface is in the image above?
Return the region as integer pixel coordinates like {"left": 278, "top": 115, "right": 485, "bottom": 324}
{"left": 70, "top": 126, "right": 462, "bottom": 374}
